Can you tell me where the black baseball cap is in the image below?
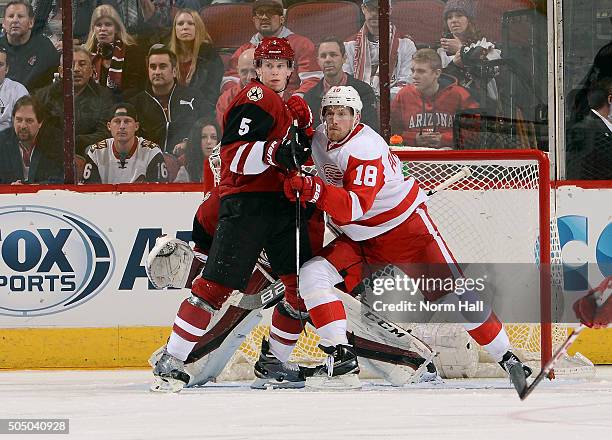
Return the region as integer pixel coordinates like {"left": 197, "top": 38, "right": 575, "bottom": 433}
{"left": 110, "top": 103, "right": 138, "bottom": 121}
{"left": 252, "top": 0, "right": 284, "bottom": 15}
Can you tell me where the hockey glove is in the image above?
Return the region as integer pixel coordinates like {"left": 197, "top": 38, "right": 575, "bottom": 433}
{"left": 573, "top": 276, "right": 612, "bottom": 328}
{"left": 284, "top": 172, "right": 325, "bottom": 205}
{"left": 287, "top": 95, "right": 313, "bottom": 130}
{"left": 263, "top": 138, "right": 311, "bottom": 171}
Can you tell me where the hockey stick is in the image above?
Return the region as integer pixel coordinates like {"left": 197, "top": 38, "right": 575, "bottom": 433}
{"left": 289, "top": 120, "right": 307, "bottom": 334}
{"left": 520, "top": 277, "right": 612, "bottom": 399}
{"left": 426, "top": 166, "right": 472, "bottom": 196}
{"left": 519, "top": 324, "right": 586, "bottom": 400}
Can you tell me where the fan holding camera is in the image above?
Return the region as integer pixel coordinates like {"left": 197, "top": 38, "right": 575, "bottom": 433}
{"left": 84, "top": 4, "right": 147, "bottom": 101}
{"left": 437, "top": 0, "right": 501, "bottom": 111}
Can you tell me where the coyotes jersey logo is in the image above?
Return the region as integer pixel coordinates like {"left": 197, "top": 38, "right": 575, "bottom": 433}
{"left": 247, "top": 87, "right": 263, "bottom": 102}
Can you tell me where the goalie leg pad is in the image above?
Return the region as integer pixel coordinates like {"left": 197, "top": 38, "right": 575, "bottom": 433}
{"left": 187, "top": 308, "right": 265, "bottom": 387}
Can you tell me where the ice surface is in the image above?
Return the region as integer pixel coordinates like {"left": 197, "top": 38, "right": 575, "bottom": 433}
{"left": 1, "top": 367, "right": 612, "bottom": 440}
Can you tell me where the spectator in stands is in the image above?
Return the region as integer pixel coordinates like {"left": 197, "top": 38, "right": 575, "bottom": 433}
{"left": 82, "top": 102, "right": 167, "bottom": 183}
{"left": 0, "top": 95, "right": 63, "bottom": 184}
{"left": 130, "top": 44, "right": 210, "bottom": 153}
{"left": 343, "top": 0, "right": 416, "bottom": 100}
{"left": 569, "top": 39, "right": 612, "bottom": 125}
{"left": 391, "top": 48, "right": 478, "bottom": 149}
{"left": 96, "top": 1, "right": 169, "bottom": 35}
{"left": 0, "top": 1, "right": 60, "bottom": 91}
{"left": 174, "top": 117, "right": 219, "bottom": 182}
{"left": 437, "top": 0, "right": 501, "bottom": 110}
{"left": 31, "top": 0, "right": 62, "bottom": 50}
{"left": 32, "top": 1, "right": 97, "bottom": 45}
{"left": 304, "top": 36, "right": 378, "bottom": 131}
{"left": 85, "top": 4, "right": 147, "bottom": 101}
{"left": 0, "top": 47, "right": 29, "bottom": 132}
{"left": 216, "top": 47, "right": 256, "bottom": 127}
{"left": 221, "top": 0, "right": 321, "bottom": 98}
{"left": 566, "top": 78, "right": 612, "bottom": 180}
{"left": 35, "top": 46, "right": 115, "bottom": 155}
{"left": 169, "top": 8, "right": 223, "bottom": 107}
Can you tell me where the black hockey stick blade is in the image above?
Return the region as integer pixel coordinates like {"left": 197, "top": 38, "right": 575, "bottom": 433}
{"left": 519, "top": 325, "right": 586, "bottom": 400}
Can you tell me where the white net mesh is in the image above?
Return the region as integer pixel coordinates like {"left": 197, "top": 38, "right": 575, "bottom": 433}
{"left": 211, "top": 149, "right": 594, "bottom": 380}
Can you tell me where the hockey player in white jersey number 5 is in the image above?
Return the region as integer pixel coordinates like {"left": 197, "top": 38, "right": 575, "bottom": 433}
{"left": 284, "top": 86, "right": 533, "bottom": 391}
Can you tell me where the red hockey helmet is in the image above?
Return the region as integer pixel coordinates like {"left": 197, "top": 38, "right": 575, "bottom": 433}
{"left": 254, "top": 37, "right": 294, "bottom": 68}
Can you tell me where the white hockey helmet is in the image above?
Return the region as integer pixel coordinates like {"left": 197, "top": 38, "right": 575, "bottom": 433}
{"left": 321, "top": 86, "right": 363, "bottom": 119}
{"left": 321, "top": 86, "right": 363, "bottom": 139}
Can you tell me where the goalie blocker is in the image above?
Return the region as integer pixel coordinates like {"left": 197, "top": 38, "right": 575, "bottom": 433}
{"left": 146, "top": 186, "right": 438, "bottom": 388}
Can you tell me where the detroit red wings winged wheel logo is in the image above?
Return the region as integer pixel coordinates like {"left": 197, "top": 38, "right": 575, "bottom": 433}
{"left": 247, "top": 87, "right": 263, "bottom": 102}
{"left": 322, "top": 163, "right": 343, "bottom": 185}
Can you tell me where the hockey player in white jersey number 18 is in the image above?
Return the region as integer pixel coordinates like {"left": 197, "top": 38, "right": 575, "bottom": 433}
{"left": 284, "top": 86, "right": 533, "bottom": 391}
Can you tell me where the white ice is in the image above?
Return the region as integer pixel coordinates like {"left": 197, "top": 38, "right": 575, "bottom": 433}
{"left": 1, "top": 367, "right": 612, "bottom": 440}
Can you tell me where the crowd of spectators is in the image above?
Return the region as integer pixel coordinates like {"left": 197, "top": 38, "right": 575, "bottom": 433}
{"left": 0, "top": 0, "right": 607, "bottom": 184}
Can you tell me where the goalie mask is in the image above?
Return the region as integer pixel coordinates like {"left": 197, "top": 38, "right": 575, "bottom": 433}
{"left": 321, "top": 86, "right": 363, "bottom": 141}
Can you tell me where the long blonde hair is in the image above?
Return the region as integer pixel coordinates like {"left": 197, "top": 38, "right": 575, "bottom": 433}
{"left": 169, "top": 9, "right": 214, "bottom": 85}
{"left": 84, "top": 4, "right": 136, "bottom": 53}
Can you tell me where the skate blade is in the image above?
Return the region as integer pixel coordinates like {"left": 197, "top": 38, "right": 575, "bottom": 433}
{"left": 509, "top": 364, "right": 528, "bottom": 396}
{"left": 306, "top": 374, "right": 362, "bottom": 390}
{"left": 150, "top": 376, "right": 186, "bottom": 393}
{"left": 250, "top": 377, "right": 305, "bottom": 390}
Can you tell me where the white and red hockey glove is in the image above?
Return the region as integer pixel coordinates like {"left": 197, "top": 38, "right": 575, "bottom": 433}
{"left": 573, "top": 276, "right": 612, "bottom": 328}
{"left": 286, "top": 95, "right": 313, "bottom": 131}
{"left": 284, "top": 172, "right": 325, "bottom": 205}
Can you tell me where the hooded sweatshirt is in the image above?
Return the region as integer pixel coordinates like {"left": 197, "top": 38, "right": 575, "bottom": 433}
{"left": 391, "top": 73, "right": 478, "bottom": 148}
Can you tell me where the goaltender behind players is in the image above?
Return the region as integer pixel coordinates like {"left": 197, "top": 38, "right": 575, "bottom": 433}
{"left": 82, "top": 103, "right": 168, "bottom": 184}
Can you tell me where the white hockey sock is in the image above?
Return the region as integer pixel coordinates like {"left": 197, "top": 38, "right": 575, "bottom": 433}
{"left": 167, "top": 331, "right": 197, "bottom": 362}
{"left": 316, "top": 319, "right": 349, "bottom": 348}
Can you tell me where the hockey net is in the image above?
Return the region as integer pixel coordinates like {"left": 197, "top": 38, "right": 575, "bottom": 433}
{"left": 211, "top": 148, "right": 594, "bottom": 381}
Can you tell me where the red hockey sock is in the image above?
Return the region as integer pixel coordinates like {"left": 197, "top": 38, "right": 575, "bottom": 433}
{"left": 269, "top": 307, "right": 303, "bottom": 362}
{"left": 167, "top": 298, "right": 212, "bottom": 361}
{"left": 466, "top": 312, "right": 510, "bottom": 362}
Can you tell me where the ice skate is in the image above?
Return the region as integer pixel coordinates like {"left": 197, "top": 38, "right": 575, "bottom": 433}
{"left": 251, "top": 339, "right": 313, "bottom": 389}
{"left": 306, "top": 344, "right": 362, "bottom": 390}
{"left": 150, "top": 350, "right": 190, "bottom": 393}
{"left": 415, "top": 362, "right": 444, "bottom": 384}
{"left": 499, "top": 351, "right": 532, "bottom": 395}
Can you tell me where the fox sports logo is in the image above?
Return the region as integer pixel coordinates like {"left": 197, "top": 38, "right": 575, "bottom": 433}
{"left": 0, "top": 206, "right": 115, "bottom": 317}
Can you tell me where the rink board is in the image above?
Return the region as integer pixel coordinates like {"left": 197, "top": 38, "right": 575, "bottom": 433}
{"left": 0, "top": 184, "right": 611, "bottom": 368}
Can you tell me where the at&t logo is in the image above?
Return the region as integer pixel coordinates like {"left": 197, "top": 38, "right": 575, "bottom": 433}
{"left": 0, "top": 206, "right": 115, "bottom": 316}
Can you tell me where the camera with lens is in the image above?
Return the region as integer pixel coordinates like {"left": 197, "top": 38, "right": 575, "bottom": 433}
{"left": 97, "top": 42, "right": 114, "bottom": 60}
{"left": 460, "top": 44, "right": 496, "bottom": 80}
